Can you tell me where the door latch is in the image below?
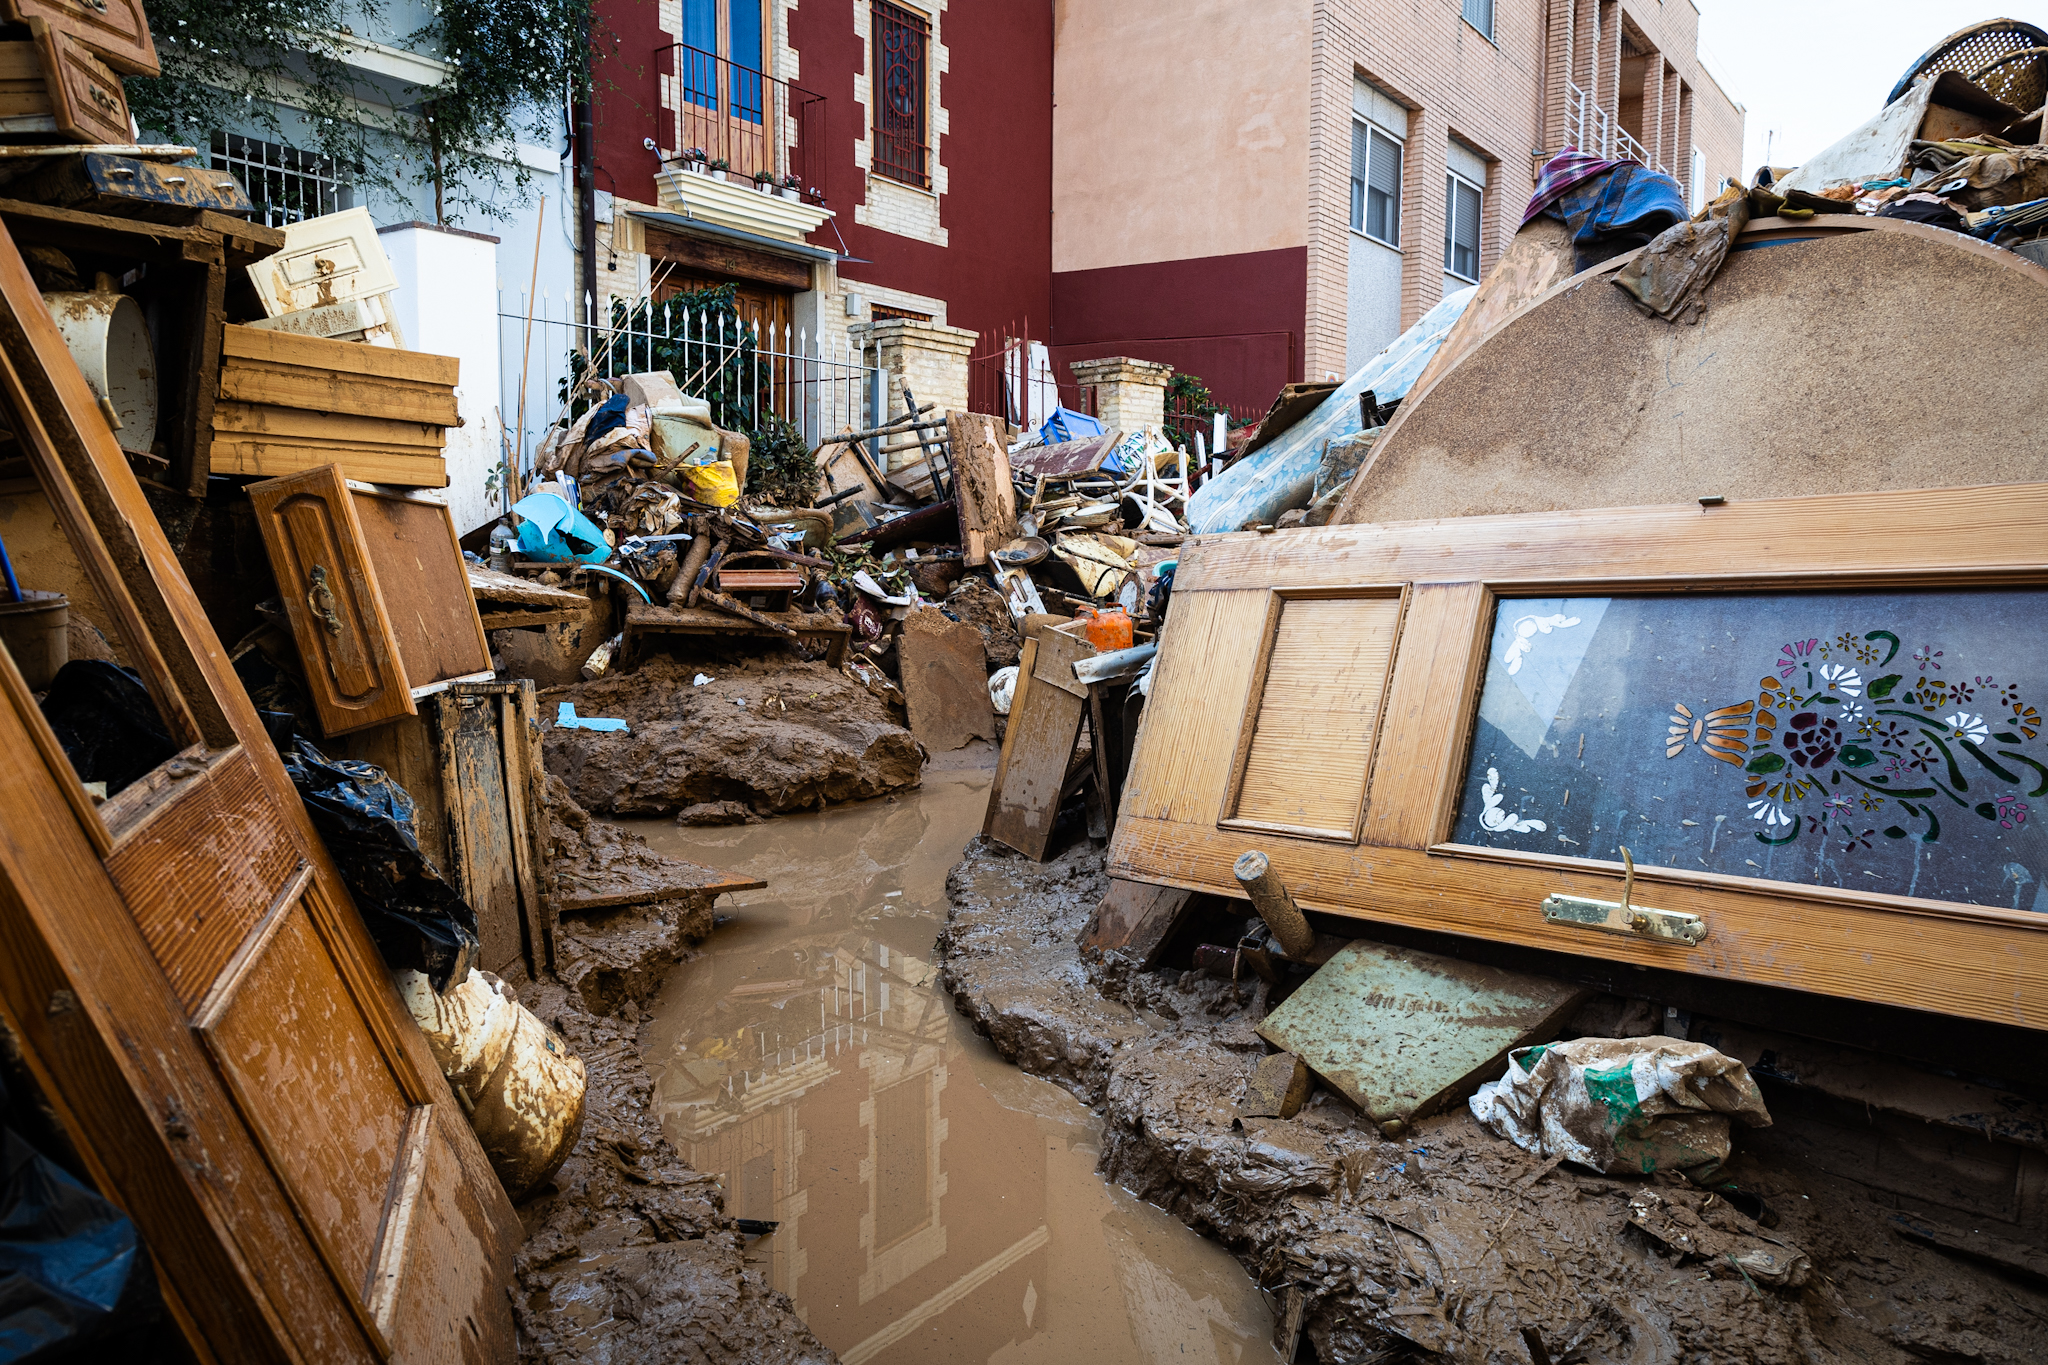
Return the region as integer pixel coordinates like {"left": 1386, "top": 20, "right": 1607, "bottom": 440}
{"left": 1541, "top": 846, "right": 1707, "bottom": 947}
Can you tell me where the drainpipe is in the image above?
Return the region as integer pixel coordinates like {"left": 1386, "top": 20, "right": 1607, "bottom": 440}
{"left": 573, "top": 30, "right": 597, "bottom": 329}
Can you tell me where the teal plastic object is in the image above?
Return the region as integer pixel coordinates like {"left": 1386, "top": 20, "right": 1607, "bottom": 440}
{"left": 512, "top": 492, "right": 612, "bottom": 564}
{"left": 1185, "top": 286, "right": 1474, "bottom": 534}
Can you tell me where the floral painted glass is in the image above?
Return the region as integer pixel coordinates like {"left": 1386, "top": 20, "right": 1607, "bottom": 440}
{"left": 1449, "top": 594, "right": 2048, "bottom": 911}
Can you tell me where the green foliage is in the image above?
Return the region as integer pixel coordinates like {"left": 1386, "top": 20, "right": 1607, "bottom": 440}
{"left": 745, "top": 413, "right": 817, "bottom": 508}
{"left": 1163, "top": 370, "right": 1237, "bottom": 449}
{"left": 128, "top": 0, "right": 601, "bottom": 224}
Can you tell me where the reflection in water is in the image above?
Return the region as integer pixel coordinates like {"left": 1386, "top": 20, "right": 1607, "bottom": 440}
{"left": 630, "top": 760, "right": 1276, "bottom": 1364}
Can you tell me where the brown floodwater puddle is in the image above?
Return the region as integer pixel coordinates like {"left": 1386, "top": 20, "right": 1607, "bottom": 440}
{"left": 625, "top": 752, "right": 1277, "bottom": 1364}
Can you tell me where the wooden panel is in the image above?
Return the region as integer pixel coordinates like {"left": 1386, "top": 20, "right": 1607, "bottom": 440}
{"left": 349, "top": 488, "right": 491, "bottom": 688}
{"left": 247, "top": 464, "right": 416, "bottom": 736}
{"left": 1110, "top": 483, "right": 2048, "bottom": 1030}
{"left": 222, "top": 324, "right": 461, "bottom": 387}
{"left": 2, "top": 0, "right": 157, "bottom": 75}
{"left": 383, "top": 1104, "right": 519, "bottom": 1357}
{"left": 1361, "top": 582, "right": 1489, "bottom": 850}
{"left": 199, "top": 895, "right": 412, "bottom": 1335}
{"left": 438, "top": 690, "right": 522, "bottom": 975}
{"left": 1080, "top": 878, "right": 1193, "bottom": 966}
{"left": 1227, "top": 594, "right": 1400, "bottom": 839}
{"left": 32, "top": 20, "right": 128, "bottom": 145}
{"left": 983, "top": 635, "right": 1088, "bottom": 859}
{"left": 104, "top": 746, "right": 301, "bottom": 1009}
{"left": 1117, "top": 588, "right": 1271, "bottom": 830}
{"left": 0, "top": 39, "right": 50, "bottom": 122}
{"left": 0, "top": 632, "right": 374, "bottom": 1364}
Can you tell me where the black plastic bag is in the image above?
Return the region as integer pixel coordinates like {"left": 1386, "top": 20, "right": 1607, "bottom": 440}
{"left": 0, "top": 1125, "right": 141, "bottom": 1361}
{"left": 280, "top": 738, "right": 478, "bottom": 991}
{"left": 35, "top": 662, "right": 177, "bottom": 796}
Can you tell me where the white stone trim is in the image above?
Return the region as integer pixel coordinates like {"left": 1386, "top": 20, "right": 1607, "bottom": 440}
{"left": 852, "top": 0, "right": 950, "bottom": 246}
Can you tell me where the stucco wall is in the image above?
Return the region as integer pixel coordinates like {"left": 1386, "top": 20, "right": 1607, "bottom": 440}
{"left": 1049, "top": 0, "right": 1311, "bottom": 273}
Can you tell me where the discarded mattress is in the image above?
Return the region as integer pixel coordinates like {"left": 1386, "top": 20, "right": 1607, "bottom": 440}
{"left": 1184, "top": 286, "right": 1473, "bottom": 534}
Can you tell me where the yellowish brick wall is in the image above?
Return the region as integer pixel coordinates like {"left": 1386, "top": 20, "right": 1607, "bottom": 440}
{"left": 1069, "top": 356, "right": 1172, "bottom": 434}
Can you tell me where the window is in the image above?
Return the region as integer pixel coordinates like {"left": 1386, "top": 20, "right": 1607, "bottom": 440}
{"left": 1444, "top": 172, "right": 1482, "bottom": 281}
{"left": 680, "top": 0, "right": 764, "bottom": 122}
{"left": 871, "top": 1, "right": 930, "bottom": 188}
{"left": 209, "top": 133, "right": 346, "bottom": 228}
{"left": 1350, "top": 120, "right": 1402, "bottom": 247}
{"left": 1463, "top": 0, "right": 1494, "bottom": 40}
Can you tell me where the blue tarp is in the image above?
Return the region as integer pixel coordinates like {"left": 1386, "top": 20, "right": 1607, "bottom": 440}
{"left": 1185, "top": 286, "right": 1476, "bottom": 534}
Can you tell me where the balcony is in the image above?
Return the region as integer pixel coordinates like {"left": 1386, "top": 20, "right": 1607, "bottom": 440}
{"left": 1564, "top": 80, "right": 1668, "bottom": 177}
{"left": 656, "top": 44, "right": 829, "bottom": 203}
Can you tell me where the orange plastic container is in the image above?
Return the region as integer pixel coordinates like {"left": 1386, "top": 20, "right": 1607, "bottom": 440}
{"left": 1075, "top": 605, "right": 1132, "bottom": 651}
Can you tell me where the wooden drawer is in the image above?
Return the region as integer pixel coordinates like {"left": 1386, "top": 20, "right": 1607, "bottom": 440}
{"left": 0, "top": 20, "right": 133, "bottom": 145}
{"left": 1, "top": 0, "right": 156, "bottom": 75}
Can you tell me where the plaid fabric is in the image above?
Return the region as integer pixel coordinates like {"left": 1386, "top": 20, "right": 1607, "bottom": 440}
{"left": 1522, "top": 147, "right": 1635, "bottom": 225}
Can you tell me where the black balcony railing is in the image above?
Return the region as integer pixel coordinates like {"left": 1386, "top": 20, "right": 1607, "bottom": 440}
{"left": 656, "top": 43, "right": 828, "bottom": 202}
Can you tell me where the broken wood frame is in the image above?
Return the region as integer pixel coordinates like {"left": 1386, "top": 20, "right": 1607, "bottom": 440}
{"left": 0, "top": 197, "right": 284, "bottom": 498}
{"left": 436, "top": 679, "right": 553, "bottom": 978}
{"left": 1109, "top": 484, "right": 2048, "bottom": 1029}
{"left": 617, "top": 598, "right": 851, "bottom": 668}
{"left": 0, "top": 215, "right": 518, "bottom": 1360}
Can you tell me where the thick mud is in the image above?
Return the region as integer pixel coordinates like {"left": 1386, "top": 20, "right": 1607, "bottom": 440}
{"left": 937, "top": 837, "right": 2048, "bottom": 1365}
{"left": 542, "top": 651, "right": 924, "bottom": 818}
{"left": 624, "top": 750, "right": 1283, "bottom": 1364}
{"left": 512, "top": 782, "right": 835, "bottom": 1364}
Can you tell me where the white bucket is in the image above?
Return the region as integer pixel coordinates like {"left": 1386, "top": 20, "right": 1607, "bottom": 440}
{"left": 42, "top": 291, "right": 158, "bottom": 456}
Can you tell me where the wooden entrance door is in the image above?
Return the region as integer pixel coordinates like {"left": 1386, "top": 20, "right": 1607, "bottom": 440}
{"left": 0, "top": 220, "right": 518, "bottom": 1360}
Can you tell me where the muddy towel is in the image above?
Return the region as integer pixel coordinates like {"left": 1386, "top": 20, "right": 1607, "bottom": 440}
{"left": 1468, "top": 1035, "right": 1771, "bottom": 1178}
{"left": 1611, "top": 182, "right": 1752, "bottom": 324}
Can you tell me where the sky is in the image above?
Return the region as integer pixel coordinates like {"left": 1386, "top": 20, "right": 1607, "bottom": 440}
{"left": 1695, "top": 1, "right": 2048, "bottom": 174}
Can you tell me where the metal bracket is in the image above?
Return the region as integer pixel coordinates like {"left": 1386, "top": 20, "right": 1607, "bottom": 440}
{"left": 1540, "top": 846, "right": 1708, "bottom": 947}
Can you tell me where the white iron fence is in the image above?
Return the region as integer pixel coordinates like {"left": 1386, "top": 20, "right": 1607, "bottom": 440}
{"left": 497, "top": 289, "right": 888, "bottom": 498}
{"left": 1563, "top": 80, "right": 1666, "bottom": 177}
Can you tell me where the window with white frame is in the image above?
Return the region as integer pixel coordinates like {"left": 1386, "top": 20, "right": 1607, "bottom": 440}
{"left": 1351, "top": 120, "right": 1402, "bottom": 247}
{"left": 1443, "top": 171, "right": 1482, "bottom": 281}
{"left": 1462, "top": 0, "right": 1494, "bottom": 41}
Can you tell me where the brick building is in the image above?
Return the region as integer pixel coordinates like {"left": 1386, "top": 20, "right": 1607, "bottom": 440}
{"left": 584, "top": 0, "right": 1742, "bottom": 420}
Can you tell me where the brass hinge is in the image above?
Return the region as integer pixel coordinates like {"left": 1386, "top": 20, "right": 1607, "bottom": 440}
{"left": 1541, "top": 846, "right": 1708, "bottom": 947}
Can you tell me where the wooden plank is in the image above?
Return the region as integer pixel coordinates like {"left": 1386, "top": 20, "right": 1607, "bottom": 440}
{"left": 222, "top": 324, "right": 461, "bottom": 387}
{"left": 499, "top": 684, "right": 547, "bottom": 975}
{"left": 218, "top": 361, "right": 460, "bottom": 427}
{"left": 348, "top": 487, "right": 492, "bottom": 689}
{"left": 985, "top": 633, "right": 1089, "bottom": 860}
{"left": 213, "top": 441, "right": 449, "bottom": 489}
{"left": 213, "top": 400, "right": 447, "bottom": 450}
{"left": 246, "top": 464, "right": 417, "bottom": 736}
{"left": 1360, "top": 582, "right": 1489, "bottom": 851}
{"left": 437, "top": 690, "right": 522, "bottom": 976}
{"left": 171, "top": 256, "right": 226, "bottom": 497}
{"left": 946, "top": 411, "right": 1018, "bottom": 567}
{"left": 1080, "top": 878, "right": 1193, "bottom": 966}
{"left": 643, "top": 222, "right": 812, "bottom": 290}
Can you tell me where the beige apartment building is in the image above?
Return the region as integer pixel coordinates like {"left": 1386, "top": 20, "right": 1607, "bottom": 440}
{"left": 1049, "top": 0, "right": 1745, "bottom": 407}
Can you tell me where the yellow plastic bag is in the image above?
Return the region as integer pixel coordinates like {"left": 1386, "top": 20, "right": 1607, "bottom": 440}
{"left": 681, "top": 459, "right": 739, "bottom": 506}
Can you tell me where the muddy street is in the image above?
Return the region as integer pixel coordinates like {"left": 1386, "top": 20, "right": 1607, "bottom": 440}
{"left": 623, "top": 750, "right": 1279, "bottom": 1364}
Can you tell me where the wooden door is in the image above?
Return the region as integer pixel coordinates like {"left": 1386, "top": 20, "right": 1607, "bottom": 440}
{"left": 658, "top": 268, "right": 793, "bottom": 343}
{"left": 247, "top": 463, "right": 416, "bottom": 736}
{"left": 0, "top": 218, "right": 518, "bottom": 1360}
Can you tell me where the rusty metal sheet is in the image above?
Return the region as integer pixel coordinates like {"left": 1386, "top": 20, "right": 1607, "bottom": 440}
{"left": 1257, "top": 941, "right": 1586, "bottom": 1128}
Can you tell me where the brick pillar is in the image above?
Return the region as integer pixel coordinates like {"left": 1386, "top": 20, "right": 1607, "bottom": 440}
{"left": 856, "top": 318, "right": 978, "bottom": 466}
{"left": 1678, "top": 81, "right": 1696, "bottom": 203}
{"left": 1545, "top": 0, "right": 1574, "bottom": 154}
{"left": 1068, "top": 356, "right": 1173, "bottom": 434}
{"left": 1402, "top": 107, "right": 1448, "bottom": 330}
{"left": 1598, "top": 1, "right": 1621, "bottom": 151}
{"left": 1642, "top": 55, "right": 1666, "bottom": 169}
{"left": 1665, "top": 67, "right": 1684, "bottom": 174}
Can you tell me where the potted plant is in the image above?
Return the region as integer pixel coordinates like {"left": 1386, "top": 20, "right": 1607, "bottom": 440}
{"left": 682, "top": 147, "right": 706, "bottom": 174}
{"left": 780, "top": 173, "right": 803, "bottom": 201}
{"left": 708, "top": 157, "right": 729, "bottom": 181}
{"left": 752, "top": 167, "right": 776, "bottom": 193}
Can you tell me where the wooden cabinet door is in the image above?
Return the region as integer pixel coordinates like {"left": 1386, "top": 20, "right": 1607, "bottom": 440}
{"left": 248, "top": 463, "right": 416, "bottom": 736}
{"left": 0, "top": 215, "right": 518, "bottom": 1361}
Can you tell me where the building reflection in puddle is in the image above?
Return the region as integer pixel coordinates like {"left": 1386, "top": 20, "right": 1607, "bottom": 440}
{"left": 634, "top": 764, "right": 1276, "bottom": 1364}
